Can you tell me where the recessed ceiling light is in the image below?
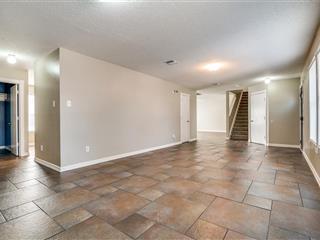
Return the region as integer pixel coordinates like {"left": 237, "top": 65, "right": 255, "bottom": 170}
{"left": 204, "top": 63, "right": 221, "bottom": 72}
{"left": 7, "top": 54, "right": 17, "bottom": 64}
{"left": 264, "top": 77, "right": 271, "bottom": 84}
{"left": 164, "top": 60, "right": 178, "bottom": 65}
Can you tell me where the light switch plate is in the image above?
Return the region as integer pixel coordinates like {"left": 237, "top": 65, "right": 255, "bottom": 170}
{"left": 85, "top": 146, "right": 90, "bottom": 153}
{"left": 66, "top": 100, "right": 72, "bottom": 107}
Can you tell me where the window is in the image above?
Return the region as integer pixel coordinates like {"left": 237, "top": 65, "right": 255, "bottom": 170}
{"left": 318, "top": 54, "right": 320, "bottom": 144}
{"left": 309, "top": 58, "right": 317, "bottom": 143}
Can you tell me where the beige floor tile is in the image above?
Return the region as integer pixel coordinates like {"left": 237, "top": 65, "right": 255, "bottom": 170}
{"left": 35, "top": 187, "right": 99, "bottom": 217}
{"left": 271, "top": 201, "right": 320, "bottom": 238}
{"left": 201, "top": 198, "right": 269, "bottom": 240}
{"left": 186, "top": 219, "right": 227, "bottom": 240}
{"left": 84, "top": 190, "right": 149, "bottom": 224}
{"left": 114, "top": 213, "right": 155, "bottom": 238}
{"left": 0, "top": 211, "right": 63, "bottom": 240}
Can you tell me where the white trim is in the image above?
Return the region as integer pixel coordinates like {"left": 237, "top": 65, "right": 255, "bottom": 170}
{"left": 228, "top": 92, "right": 237, "bottom": 117}
{"left": 302, "top": 150, "right": 320, "bottom": 187}
{"left": 230, "top": 90, "right": 243, "bottom": 136}
{"left": 21, "top": 152, "right": 29, "bottom": 157}
{"left": 35, "top": 157, "right": 61, "bottom": 172}
{"left": 249, "top": 89, "right": 267, "bottom": 146}
{"left": 0, "top": 146, "right": 5, "bottom": 149}
{"left": 0, "top": 77, "right": 26, "bottom": 157}
{"left": 180, "top": 92, "right": 191, "bottom": 142}
{"left": 189, "top": 138, "right": 197, "bottom": 142}
{"left": 267, "top": 143, "right": 300, "bottom": 148}
{"left": 197, "top": 129, "right": 226, "bottom": 133}
{"left": 36, "top": 141, "right": 182, "bottom": 172}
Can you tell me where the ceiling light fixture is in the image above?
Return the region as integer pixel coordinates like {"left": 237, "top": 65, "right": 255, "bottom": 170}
{"left": 7, "top": 54, "right": 17, "bottom": 64}
{"left": 264, "top": 77, "right": 271, "bottom": 84}
{"left": 204, "top": 63, "right": 221, "bottom": 72}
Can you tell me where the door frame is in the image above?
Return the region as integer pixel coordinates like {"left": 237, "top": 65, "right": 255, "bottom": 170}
{"left": 0, "top": 77, "right": 25, "bottom": 157}
{"left": 249, "top": 90, "right": 268, "bottom": 145}
{"left": 299, "top": 85, "right": 303, "bottom": 149}
{"left": 180, "top": 92, "right": 190, "bottom": 143}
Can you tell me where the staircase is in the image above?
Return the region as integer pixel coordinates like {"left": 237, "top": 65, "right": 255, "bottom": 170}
{"left": 231, "top": 92, "right": 248, "bottom": 141}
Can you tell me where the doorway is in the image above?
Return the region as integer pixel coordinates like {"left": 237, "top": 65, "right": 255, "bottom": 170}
{"left": 180, "top": 93, "right": 190, "bottom": 143}
{"left": 0, "top": 82, "right": 19, "bottom": 156}
{"left": 250, "top": 90, "right": 267, "bottom": 145}
{"left": 0, "top": 78, "right": 24, "bottom": 156}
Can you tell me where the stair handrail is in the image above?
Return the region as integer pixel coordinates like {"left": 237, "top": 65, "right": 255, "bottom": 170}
{"left": 229, "top": 90, "right": 244, "bottom": 138}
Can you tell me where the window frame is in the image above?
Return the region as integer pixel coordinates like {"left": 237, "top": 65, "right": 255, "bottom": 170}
{"left": 308, "top": 48, "right": 320, "bottom": 147}
{"left": 309, "top": 57, "right": 318, "bottom": 145}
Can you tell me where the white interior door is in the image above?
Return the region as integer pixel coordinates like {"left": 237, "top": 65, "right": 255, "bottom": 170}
{"left": 250, "top": 91, "right": 266, "bottom": 145}
{"left": 180, "top": 93, "right": 190, "bottom": 143}
{"left": 10, "top": 85, "right": 19, "bottom": 155}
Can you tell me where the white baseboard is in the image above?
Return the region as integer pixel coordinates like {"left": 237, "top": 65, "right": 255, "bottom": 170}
{"left": 61, "top": 141, "right": 182, "bottom": 172}
{"left": 189, "top": 138, "right": 197, "bottom": 142}
{"left": 198, "top": 129, "right": 226, "bottom": 133}
{"left": 21, "top": 152, "right": 29, "bottom": 157}
{"left": 302, "top": 150, "right": 320, "bottom": 187}
{"left": 35, "top": 157, "right": 61, "bottom": 172}
{"left": 0, "top": 146, "right": 11, "bottom": 150}
{"left": 267, "top": 143, "right": 300, "bottom": 148}
{"left": 36, "top": 141, "right": 182, "bottom": 172}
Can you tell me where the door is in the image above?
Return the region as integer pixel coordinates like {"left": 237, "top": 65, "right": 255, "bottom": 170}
{"left": 250, "top": 91, "right": 266, "bottom": 145}
{"left": 180, "top": 93, "right": 190, "bottom": 143}
{"left": 10, "top": 85, "right": 19, "bottom": 155}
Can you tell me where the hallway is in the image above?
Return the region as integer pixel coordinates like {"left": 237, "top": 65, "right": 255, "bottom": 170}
{"left": 0, "top": 133, "right": 319, "bottom": 239}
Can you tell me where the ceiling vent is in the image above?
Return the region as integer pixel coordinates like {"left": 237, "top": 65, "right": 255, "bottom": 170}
{"left": 164, "top": 60, "right": 178, "bottom": 65}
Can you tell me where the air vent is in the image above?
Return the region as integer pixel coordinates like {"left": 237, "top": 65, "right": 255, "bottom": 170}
{"left": 164, "top": 60, "right": 178, "bottom": 65}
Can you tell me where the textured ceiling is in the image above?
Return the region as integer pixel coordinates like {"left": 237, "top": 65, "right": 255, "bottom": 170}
{"left": 0, "top": 1, "right": 319, "bottom": 89}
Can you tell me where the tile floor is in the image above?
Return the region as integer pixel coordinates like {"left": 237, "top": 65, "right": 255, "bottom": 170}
{"left": 0, "top": 132, "right": 319, "bottom": 239}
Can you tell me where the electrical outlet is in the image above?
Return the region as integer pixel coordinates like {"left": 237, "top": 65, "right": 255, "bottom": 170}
{"left": 52, "top": 100, "right": 56, "bottom": 108}
{"left": 40, "top": 145, "right": 44, "bottom": 152}
{"left": 172, "top": 134, "right": 176, "bottom": 140}
{"left": 85, "top": 146, "right": 90, "bottom": 153}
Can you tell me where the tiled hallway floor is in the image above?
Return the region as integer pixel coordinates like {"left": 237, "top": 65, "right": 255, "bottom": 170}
{"left": 0, "top": 132, "right": 320, "bottom": 239}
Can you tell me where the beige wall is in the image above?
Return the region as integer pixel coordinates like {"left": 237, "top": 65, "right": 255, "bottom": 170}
{"left": 197, "top": 93, "right": 226, "bottom": 132}
{"left": 0, "top": 64, "right": 29, "bottom": 155}
{"left": 34, "top": 49, "right": 61, "bottom": 166}
{"left": 248, "top": 79, "right": 300, "bottom": 146}
{"left": 268, "top": 78, "right": 300, "bottom": 145}
{"left": 302, "top": 26, "right": 320, "bottom": 178}
{"left": 38, "top": 48, "right": 196, "bottom": 168}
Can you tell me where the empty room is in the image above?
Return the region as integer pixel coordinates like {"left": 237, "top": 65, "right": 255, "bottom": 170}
{"left": 0, "top": 1, "right": 320, "bottom": 240}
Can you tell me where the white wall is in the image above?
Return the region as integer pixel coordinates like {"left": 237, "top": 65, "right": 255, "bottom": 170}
{"left": 197, "top": 93, "right": 226, "bottom": 132}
